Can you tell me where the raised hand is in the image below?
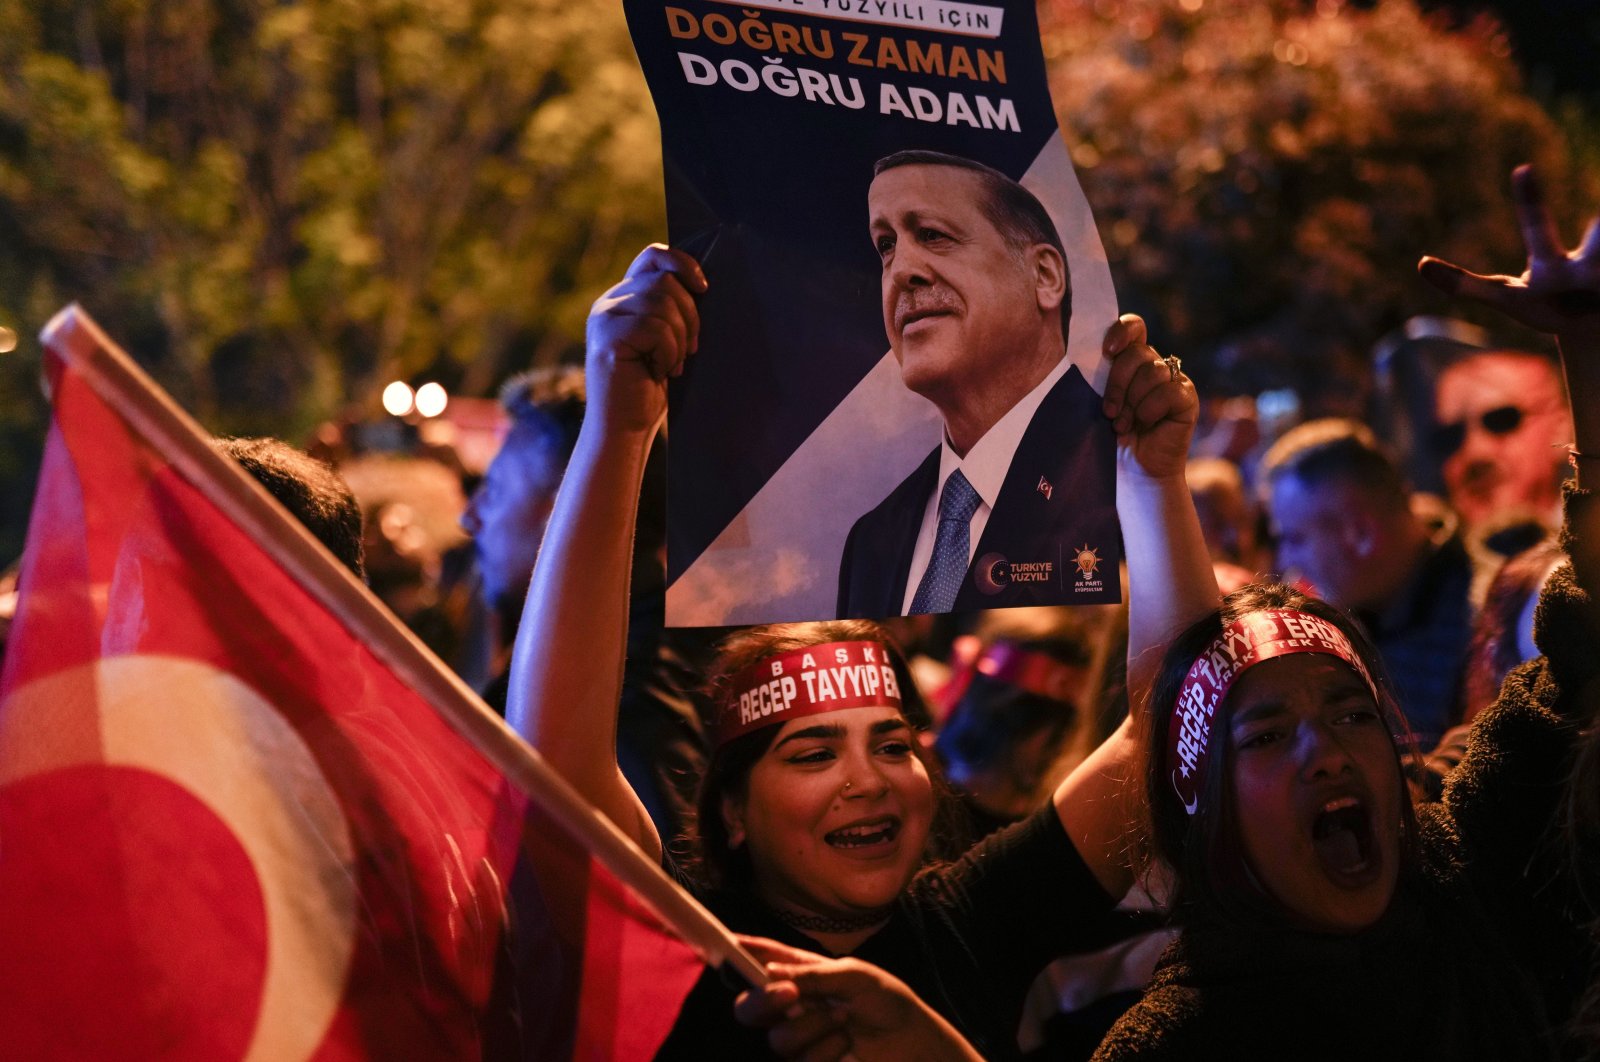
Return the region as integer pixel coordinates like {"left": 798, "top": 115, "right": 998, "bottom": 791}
{"left": 1419, "top": 165, "right": 1600, "bottom": 345}
{"left": 1100, "top": 314, "right": 1199, "bottom": 482}
{"left": 508, "top": 243, "right": 704, "bottom": 857}
{"left": 585, "top": 243, "right": 707, "bottom": 434}
{"left": 1420, "top": 164, "right": 1600, "bottom": 484}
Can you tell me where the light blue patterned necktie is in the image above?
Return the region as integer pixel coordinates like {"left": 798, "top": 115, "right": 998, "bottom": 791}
{"left": 908, "top": 469, "right": 982, "bottom": 614}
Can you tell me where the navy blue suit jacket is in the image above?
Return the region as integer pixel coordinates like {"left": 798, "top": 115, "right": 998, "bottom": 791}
{"left": 836, "top": 365, "right": 1121, "bottom": 618}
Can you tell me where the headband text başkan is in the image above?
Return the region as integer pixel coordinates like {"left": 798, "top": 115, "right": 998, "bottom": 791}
{"left": 713, "top": 640, "right": 901, "bottom": 748}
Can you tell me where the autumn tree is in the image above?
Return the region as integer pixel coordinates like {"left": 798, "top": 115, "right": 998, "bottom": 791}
{"left": 1, "top": 0, "right": 1593, "bottom": 560}
{"left": 0, "top": 0, "right": 669, "bottom": 557}
{"left": 1042, "top": 0, "right": 1593, "bottom": 412}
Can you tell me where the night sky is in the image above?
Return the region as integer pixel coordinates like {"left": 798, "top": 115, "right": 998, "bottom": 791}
{"left": 1428, "top": 0, "right": 1600, "bottom": 101}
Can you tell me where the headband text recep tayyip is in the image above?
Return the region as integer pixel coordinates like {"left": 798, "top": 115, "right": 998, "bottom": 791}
{"left": 713, "top": 640, "right": 902, "bottom": 748}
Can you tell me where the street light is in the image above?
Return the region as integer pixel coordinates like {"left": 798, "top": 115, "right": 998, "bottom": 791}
{"left": 381, "top": 381, "right": 415, "bottom": 416}
{"left": 414, "top": 382, "right": 448, "bottom": 418}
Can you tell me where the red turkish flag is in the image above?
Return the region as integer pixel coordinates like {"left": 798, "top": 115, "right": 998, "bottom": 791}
{"left": 0, "top": 308, "right": 721, "bottom": 1060}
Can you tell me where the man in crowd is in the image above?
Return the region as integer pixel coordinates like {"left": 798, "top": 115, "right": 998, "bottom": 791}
{"left": 837, "top": 150, "right": 1118, "bottom": 618}
{"left": 1186, "top": 456, "right": 1264, "bottom": 594}
{"left": 218, "top": 436, "right": 365, "bottom": 579}
{"left": 459, "top": 367, "right": 704, "bottom": 838}
{"left": 460, "top": 366, "right": 586, "bottom": 626}
{"left": 1262, "top": 419, "right": 1473, "bottom": 745}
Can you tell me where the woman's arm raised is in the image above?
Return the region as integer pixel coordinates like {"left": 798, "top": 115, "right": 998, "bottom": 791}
{"left": 1052, "top": 317, "right": 1222, "bottom": 897}
{"left": 506, "top": 245, "right": 706, "bottom": 860}
{"left": 1102, "top": 315, "right": 1222, "bottom": 694}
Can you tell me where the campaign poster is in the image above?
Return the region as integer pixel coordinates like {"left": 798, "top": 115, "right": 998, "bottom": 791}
{"left": 626, "top": 0, "right": 1122, "bottom": 625}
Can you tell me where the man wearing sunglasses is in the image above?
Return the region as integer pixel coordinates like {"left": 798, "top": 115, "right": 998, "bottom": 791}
{"left": 1431, "top": 348, "right": 1572, "bottom": 537}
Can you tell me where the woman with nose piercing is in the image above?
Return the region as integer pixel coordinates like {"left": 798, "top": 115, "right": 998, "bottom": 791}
{"left": 504, "top": 242, "right": 1218, "bottom": 1059}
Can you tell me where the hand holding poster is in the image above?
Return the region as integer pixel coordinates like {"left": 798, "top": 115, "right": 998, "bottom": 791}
{"left": 627, "top": 0, "right": 1122, "bottom": 625}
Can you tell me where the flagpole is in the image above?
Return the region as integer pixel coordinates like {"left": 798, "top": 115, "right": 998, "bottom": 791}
{"left": 39, "top": 304, "right": 769, "bottom": 990}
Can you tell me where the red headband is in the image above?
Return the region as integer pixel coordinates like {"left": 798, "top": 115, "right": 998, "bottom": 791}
{"left": 713, "top": 640, "right": 902, "bottom": 748}
{"left": 931, "top": 638, "right": 1084, "bottom": 723}
{"left": 1167, "top": 609, "right": 1377, "bottom": 816}
{"left": 974, "top": 642, "right": 1084, "bottom": 705}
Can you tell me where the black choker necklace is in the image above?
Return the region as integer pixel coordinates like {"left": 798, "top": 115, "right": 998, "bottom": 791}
{"left": 767, "top": 903, "right": 895, "bottom": 935}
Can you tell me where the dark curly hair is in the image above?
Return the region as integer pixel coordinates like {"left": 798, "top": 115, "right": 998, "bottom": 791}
{"left": 215, "top": 436, "right": 365, "bottom": 578}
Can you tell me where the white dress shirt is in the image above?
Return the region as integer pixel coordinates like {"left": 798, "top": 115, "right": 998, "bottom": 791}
{"left": 900, "top": 357, "right": 1074, "bottom": 614}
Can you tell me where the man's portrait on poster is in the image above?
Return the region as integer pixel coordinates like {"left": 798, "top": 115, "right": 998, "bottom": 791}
{"left": 837, "top": 149, "right": 1116, "bottom": 618}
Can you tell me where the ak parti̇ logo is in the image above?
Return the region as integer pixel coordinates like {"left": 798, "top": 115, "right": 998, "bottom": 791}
{"left": 1073, "top": 544, "right": 1101, "bottom": 580}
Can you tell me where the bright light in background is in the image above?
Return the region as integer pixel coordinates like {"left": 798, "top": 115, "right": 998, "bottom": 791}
{"left": 0, "top": 326, "right": 16, "bottom": 354}
{"left": 414, "top": 382, "right": 448, "bottom": 418}
{"left": 381, "top": 381, "right": 415, "bottom": 416}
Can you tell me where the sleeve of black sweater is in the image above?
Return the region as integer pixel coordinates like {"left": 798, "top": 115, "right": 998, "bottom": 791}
{"left": 908, "top": 804, "right": 1122, "bottom": 1009}
{"left": 1441, "top": 485, "right": 1600, "bottom": 946}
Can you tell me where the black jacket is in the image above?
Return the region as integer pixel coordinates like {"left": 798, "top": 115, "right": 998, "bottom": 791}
{"left": 836, "top": 364, "right": 1120, "bottom": 617}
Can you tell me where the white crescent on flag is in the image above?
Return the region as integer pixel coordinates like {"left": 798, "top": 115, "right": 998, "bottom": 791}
{"left": 0, "top": 654, "right": 356, "bottom": 1062}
